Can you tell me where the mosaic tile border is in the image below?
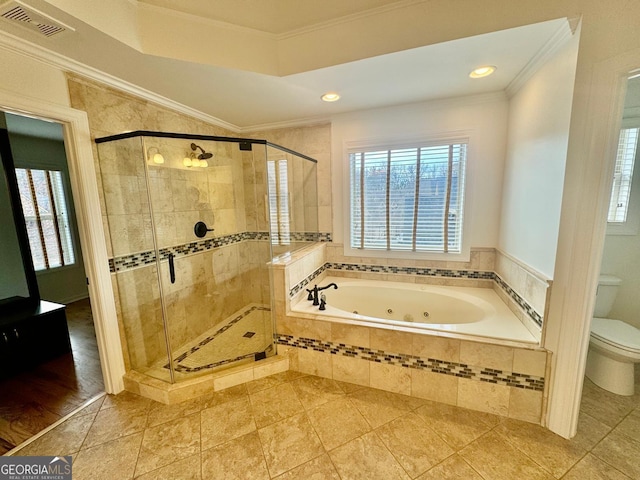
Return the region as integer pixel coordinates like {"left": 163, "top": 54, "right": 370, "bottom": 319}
{"left": 276, "top": 333, "right": 545, "bottom": 392}
{"left": 274, "top": 232, "right": 333, "bottom": 243}
{"left": 288, "top": 262, "right": 543, "bottom": 328}
{"left": 494, "top": 274, "right": 543, "bottom": 327}
{"left": 108, "top": 231, "right": 332, "bottom": 273}
{"left": 166, "top": 305, "right": 272, "bottom": 373}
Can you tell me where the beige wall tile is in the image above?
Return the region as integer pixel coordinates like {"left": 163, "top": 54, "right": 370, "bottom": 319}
{"left": 332, "top": 355, "right": 370, "bottom": 386}
{"left": 513, "top": 349, "right": 547, "bottom": 377}
{"left": 370, "top": 363, "right": 411, "bottom": 395}
{"left": 331, "top": 323, "right": 370, "bottom": 348}
{"left": 297, "top": 347, "right": 333, "bottom": 378}
{"left": 459, "top": 341, "right": 514, "bottom": 371}
{"left": 138, "top": 383, "right": 170, "bottom": 404}
{"left": 413, "top": 335, "right": 460, "bottom": 363}
{"left": 508, "top": 388, "right": 543, "bottom": 424}
{"left": 411, "top": 369, "right": 458, "bottom": 405}
{"left": 276, "top": 316, "right": 331, "bottom": 340}
{"left": 213, "top": 368, "right": 254, "bottom": 391}
{"left": 457, "top": 379, "right": 510, "bottom": 416}
{"left": 370, "top": 329, "right": 413, "bottom": 356}
{"left": 253, "top": 357, "right": 289, "bottom": 380}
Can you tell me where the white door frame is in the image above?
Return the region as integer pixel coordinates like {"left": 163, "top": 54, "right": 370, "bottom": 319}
{"left": 0, "top": 87, "right": 126, "bottom": 394}
{"left": 545, "top": 48, "right": 640, "bottom": 438}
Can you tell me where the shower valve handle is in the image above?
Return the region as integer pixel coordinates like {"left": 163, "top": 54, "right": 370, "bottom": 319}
{"left": 194, "top": 221, "right": 214, "bottom": 238}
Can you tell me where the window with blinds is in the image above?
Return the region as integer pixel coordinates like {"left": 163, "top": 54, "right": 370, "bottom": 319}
{"left": 608, "top": 127, "right": 638, "bottom": 224}
{"left": 349, "top": 142, "right": 467, "bottom": 253}
{"left": 14, "top": 168, "right": 75, "bottom": 271}
{"left": 267, "top": 159, "right": 291, "bottom": 245}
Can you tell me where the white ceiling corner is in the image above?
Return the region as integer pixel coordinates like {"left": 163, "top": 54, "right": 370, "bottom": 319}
{"left": 0, "top": 1, "right": 575, "bottom": 130}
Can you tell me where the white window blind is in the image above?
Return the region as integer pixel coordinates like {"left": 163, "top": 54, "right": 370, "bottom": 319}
{"left": 267, "top": 159, "right": 290, "bottom": 245}
{"left": 350, "top": 142, "right": 466, "bottom": 253}
{"left": 15, "top": 168, "right": 75, "bottom": 271}
{"left": 608, "top": 127, "right": 638, "bottom": 224}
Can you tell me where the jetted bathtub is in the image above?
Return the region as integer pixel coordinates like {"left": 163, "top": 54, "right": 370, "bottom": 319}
{"left": 291, "top": 276, "right": 539, "bottom": 345}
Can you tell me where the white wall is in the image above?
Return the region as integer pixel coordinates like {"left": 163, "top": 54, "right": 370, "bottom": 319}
{"left": 0, "top": 47, "right": 70, "bottom": 108}
{"left": 331, "top": 93, "right": 509, "bottom": 259}
{"left": 601, "top": 234, "right": 640, "bottom": 329}
{"left": 600, "top": 102, "right": 640, "bottom": 328}
{"left": 498, "top": 33, "right": 580, "bottom": 278}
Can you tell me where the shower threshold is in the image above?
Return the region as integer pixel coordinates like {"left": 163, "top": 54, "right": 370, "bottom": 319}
{"left": 143, "top": 303, "right": 274, "bottom": 382}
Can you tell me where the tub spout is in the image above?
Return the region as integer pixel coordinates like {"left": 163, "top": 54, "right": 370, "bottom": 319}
{"left": 315, "top": 283, "right": 337, "bottom": 308}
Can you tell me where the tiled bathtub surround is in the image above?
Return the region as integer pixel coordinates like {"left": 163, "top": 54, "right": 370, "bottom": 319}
{"left": 494, "top": 250, "right": 553, "bottom": 326}
{"left": 272, "top": 243, "right": 551, "bottom": 424}
{"left": 276, "top": 334, "right": 545, "bottom": 392}
{"left": 288, "top": 261, "right": 542, "bottom": 330}
{"left": 277, "top": 317, "right": 549, "bottom": 424}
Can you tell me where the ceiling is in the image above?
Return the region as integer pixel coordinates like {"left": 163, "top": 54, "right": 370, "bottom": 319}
{"left": 139, "top": 0, "right": 404, "bottom": 35}
{"left": 0, "top": 0, "right": 573, "bottom": 131}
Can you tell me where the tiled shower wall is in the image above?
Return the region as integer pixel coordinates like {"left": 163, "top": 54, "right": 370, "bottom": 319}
{"left": 67, "top": 74, "right": 243, "bottom": 372}
{"left": 96, "top": 134, "right": 272, "bottom": 374}
{"left": 250, "top": 124, "right": 332, "bottom": 235}
{"left": 67, "top": 75, "right": 332, "bottom": 378}
{"left": 272, "top": 243, "right": 551, "bottom": 424}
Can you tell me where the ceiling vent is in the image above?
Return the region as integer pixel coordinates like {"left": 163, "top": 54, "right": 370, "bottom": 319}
{"left": 0, "top": 0, "right": 74, "bottom": 38}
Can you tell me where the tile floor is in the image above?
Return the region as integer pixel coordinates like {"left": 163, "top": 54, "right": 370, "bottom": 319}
{"left": 8, "top": 369, "right": 640, "bottom": 479}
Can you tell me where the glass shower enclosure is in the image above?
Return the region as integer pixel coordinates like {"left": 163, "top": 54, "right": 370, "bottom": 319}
{"left": 96, "top": 132, "right": 318, "bottom": 383}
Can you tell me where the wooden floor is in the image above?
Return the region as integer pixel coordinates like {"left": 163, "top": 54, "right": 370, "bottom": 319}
{"left": 0, "top": 298, "right": 104, "bottom": 454}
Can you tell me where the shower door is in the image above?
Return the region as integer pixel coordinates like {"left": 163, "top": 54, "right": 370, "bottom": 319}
{"left": 144, "top": 136, "right": 275, "bottom": 382}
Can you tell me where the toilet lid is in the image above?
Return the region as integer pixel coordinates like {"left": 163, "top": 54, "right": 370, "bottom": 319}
{"left": 591, "top": 317, "right": 640, "bottom": 353}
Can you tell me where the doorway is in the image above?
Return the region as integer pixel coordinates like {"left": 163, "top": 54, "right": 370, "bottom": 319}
{"left": 0, "top": 111, "right": 104, "bottom": 454}
{"left": 577, "top": 74, "right": 640, "bottom": 437}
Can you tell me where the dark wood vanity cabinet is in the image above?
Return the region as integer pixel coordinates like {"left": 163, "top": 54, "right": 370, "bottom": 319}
{"left": 0, "top": 301, "right": 70, "bottom": 377}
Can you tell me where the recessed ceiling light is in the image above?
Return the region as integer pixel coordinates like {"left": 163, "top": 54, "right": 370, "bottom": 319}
{"left": 469, "top": 65, "right": 496, "bottom": 79}
{"left": 321, "top": 92, "right": 340, "bottom": 102}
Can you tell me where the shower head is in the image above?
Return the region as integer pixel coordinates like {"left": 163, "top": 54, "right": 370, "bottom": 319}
{"left": 190, "top": 143, "right": 213, "bottom": 160}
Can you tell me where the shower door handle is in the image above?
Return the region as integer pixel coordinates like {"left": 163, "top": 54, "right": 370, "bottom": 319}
{"left": 168, "top": 254, "right": 176, "bottom": 284}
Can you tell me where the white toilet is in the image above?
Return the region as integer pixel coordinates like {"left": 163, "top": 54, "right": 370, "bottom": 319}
{"left": 586, "top": 275, "right": 640, "bottom": 395}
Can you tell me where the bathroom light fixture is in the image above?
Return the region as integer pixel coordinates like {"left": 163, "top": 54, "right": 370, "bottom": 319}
{"left": 183, "top": 152, "right": 208, "bottom": 168}
{"left": 321, "top": 92, "right": 340, "bottom": 102}
{"left": 469, "top": 65, "right": 496, "bottom": 78}
{"left": 147, "top": 146, "right": 165, "bottom": 164}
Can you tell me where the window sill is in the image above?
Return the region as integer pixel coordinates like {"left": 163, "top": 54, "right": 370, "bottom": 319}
{"left": 343, "top": 245, "right": 471, "bottom": 263}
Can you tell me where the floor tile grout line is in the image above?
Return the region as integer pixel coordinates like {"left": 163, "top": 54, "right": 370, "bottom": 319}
{"left": 280, "top": 378, "right": 330, "bottom": 477}
{"left": 70, "top": 395, "right": 107, "bottom": 457}
{"left": 6, "top": 392, "right": 106, "bottom": 457}
{"left": 487, "top": 419, "right": 581, "bottom": 478}
{"left": 130, "top": 424, "right": 146, "bottom": 479}
{"left": 372, "top": 420, "right": 424, "bottom": 479}
{"left": 584, "top": 406, "right": 640, "bottom": 479}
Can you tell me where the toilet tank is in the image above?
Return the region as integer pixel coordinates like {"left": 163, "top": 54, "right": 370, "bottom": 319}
{"left": 594, "top": 275, "right": 622, "bottom": 317}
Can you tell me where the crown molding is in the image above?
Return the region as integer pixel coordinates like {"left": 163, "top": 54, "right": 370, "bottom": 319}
{"left": 239, "top": 114, "right": 332, "bottom": 134}
{"left": 0, "top": 29, "right": 242, "bottom": 133}
{"left": 505, "top": 19, "right": 573, "bottom": 98}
